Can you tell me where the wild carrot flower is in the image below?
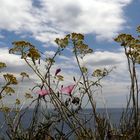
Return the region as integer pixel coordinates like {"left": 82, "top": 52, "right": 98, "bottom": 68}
{"left": 61, "top": 85, "right": 75, "bottom": 95}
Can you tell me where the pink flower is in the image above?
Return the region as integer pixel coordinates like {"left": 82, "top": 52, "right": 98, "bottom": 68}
{"left": 36, "top": 89, "right": 50, "bottom": 96}
{"left": 60, "top": 85, "right": 75, "bottom": 95}
{"left": 55, "top": 68, "right": 61, "bottom": 76}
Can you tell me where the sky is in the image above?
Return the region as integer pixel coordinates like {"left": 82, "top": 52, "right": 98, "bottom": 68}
{"left": 0, "top": 0, "right": 140, "bottom": 108}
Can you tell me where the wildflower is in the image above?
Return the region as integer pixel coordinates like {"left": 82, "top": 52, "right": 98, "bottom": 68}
{"left": 36, "top": 89, "right": 50, "bottom": 96}
{"left": 3, "top": 74, "right": 18, "bottom": 85}
{"left": 61, "top": 85, "right": 75, "bottom": 95}
{"left": 55, "top": 68, "right": 61, "bottom": 76}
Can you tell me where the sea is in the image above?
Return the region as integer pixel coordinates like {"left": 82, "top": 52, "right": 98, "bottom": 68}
{"left": 0, "top": 108, "right": 125, "bottom": 139}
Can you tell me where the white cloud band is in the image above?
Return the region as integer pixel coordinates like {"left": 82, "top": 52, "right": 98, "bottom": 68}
{"left": 0, "top": 0, "right": 133, "bottom": 44}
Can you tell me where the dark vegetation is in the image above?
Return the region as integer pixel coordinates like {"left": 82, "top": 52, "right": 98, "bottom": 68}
{"left": 0, "top": 26, "right": 140, "bottom": 140}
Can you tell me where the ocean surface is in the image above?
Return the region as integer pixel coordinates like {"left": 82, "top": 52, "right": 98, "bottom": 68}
{"left": 0, "top": 108, "right": 124, "bottom": 139}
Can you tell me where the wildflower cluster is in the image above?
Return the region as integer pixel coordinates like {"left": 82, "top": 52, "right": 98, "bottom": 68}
{"left": 0, "top": 26, "right": 139, "bottom": 139}
{"left": 114, "top": 33, "right": 140, "bottom": 64}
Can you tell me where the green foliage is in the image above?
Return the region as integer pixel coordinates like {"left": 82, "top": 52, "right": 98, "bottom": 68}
{"left": 24, "top": 93, "right": 33, "bottom": 99}
{"left": 56, "top": 74, "right": 64, "bottom": 81}
{"left": 4, "top": 86, "right": 15, "bottom": 95}
{"left": 3, "top": 73, "right": 18, "bottom": 85}
{"left": 15, "top": 98, "right": 21, "bottom": 105}
{"left": 27, "top": 47, "right": 40, "bottom": 60}
{"left": 45, "top": 57, "right": 55, "bottom": 65}
{"left": 0, "top": 106, "right": 10, "bottom": 113}
{"left": 115, "top": 26, "right": 140, "bottom": 139}
{"left": 55, "top": 36, "right": 69, "bottom": 48}
{"left": 0, "top": 26, "right": 140, "bottom": 139}
{"left": 55, "top": 33, "right": 93, "bottom": 57}
{"left": 20, "top": 72, "right": 29, "bottom": 81}
{"left": 81, "top": 66, "right": 88, "bottom": 73}
{"left": 114, "top": 33, "right": 140, "bottom": 64}
{"left": 136, "top": 25, "right": 140, "bottom": 33}
{"left": 10, "top": 41, "right": 33, "bottom": 55}
{"left": 9, "top": 41, "right": 41, "bottom": 65}
{"left": 0, "top": 62, "right": 6, "bottom": 69}
{"left": 92, "top": 68, "right": 108, "bottom": 77}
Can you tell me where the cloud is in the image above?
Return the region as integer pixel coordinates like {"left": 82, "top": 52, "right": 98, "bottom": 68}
{"left": 0, "top": 0, "right": 35, "bottom": 30}
{"left": 0, "top": 47, "right": 25, "bottom": 67}
{"left": 0, "top": 34, "right": 4, "bottom": 39}
{"left": 44, "top": 51, "right": 55, "bottom": 57}
{"left": 0, "top": 0, "right": 133, "bottom": 44}
{"left": 81, "top": 49, "right": 130, "bottom": 82}
{"left": 82, "top": 51, "right": 126, "bottom": 67}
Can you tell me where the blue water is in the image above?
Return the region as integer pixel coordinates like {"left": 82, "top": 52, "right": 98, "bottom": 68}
{"left": 0, "top": 108, "right": 124, "bottom": 139}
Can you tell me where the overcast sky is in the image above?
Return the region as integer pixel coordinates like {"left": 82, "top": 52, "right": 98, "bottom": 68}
{"left": 0, "top": 0, "right": 140, "bottom": 108}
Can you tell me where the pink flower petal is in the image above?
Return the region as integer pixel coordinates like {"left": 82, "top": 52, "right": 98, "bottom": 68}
{"left": 36, "top": 89, "right": 49, "bottom": 96}
{"left": 61, "top": 85, "right": 75, "bottom": 95}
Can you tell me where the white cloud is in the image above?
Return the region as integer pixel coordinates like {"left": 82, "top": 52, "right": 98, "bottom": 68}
{"left": 81, "top": 51, "right": 126, "bottom": 67}
{"left": 58, "top": 55, "right": 71, "bottom": 61}
{"left": 44, "top": 51, "right": 55, "bottom": 57}
{"left": 81, "top": 50, "right": 130, "bottom": 82}
{"left": 0, "top": 47, "right": 25, "bottom": 67}
{"left": 0, "top": 0, "right": 133, "bottom": 44}
{"left": 0, "top": 34, "right": 4, "bottom": 39}
{"left": 0, "top": 0, "right": 35, "bottom": 30}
